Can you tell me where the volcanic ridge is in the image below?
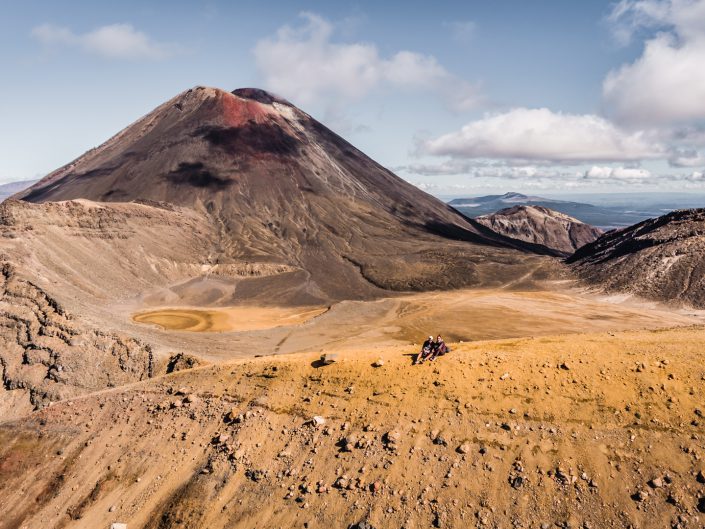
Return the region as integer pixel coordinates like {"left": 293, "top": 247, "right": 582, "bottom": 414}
{"left": 475, "top": 205, "right": 604, "bottom": 256}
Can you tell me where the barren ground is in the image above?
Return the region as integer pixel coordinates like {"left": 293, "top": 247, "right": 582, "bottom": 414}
{"left": 2, "top": 326, "right": 705, "bottom": 529}
{"left": 123, "top": 285, "right": 704, "bottom": 361}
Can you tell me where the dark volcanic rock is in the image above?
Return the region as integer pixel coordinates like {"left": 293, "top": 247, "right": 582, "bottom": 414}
{"left": 568, "top": 208, "right": 705, "bottom": 307}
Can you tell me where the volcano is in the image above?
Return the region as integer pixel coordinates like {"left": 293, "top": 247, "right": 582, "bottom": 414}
{"left": 16, "top": 86, "right": 557, "bottom": 303}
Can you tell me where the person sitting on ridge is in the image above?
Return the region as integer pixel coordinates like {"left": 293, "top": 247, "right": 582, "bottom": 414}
{"left": 416, "top": 335, "right": 435, "bottom": 364}
{"left": 429, "top": 335, "right": 448, "bottom": 361}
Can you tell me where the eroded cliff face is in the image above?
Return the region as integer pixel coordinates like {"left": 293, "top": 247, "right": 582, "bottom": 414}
{"left": 0, "top": 262, "right": 154, "bottom": 418}
{"left": 0, "top": 261, "right": 154, "bottom": 418}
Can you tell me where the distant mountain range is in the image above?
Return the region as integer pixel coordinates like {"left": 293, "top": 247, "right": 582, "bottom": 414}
{"left": 0, "top": 179, "right": 37, "bottom": 202}
{"left": 448, "top": 192, "right": 660, "bottom": 229}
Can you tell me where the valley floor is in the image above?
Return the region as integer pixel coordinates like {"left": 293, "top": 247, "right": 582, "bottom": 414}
{"left": 2, "top": 326, "right": 705, "bottom": 529}
{"left": 121, "top": 284, "right": 705, "bottom": 361}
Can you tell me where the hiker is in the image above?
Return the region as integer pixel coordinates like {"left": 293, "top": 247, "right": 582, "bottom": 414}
{"left": 429, "top": 335, "right": 448, "bottom": 362}
{"left": 416, "top": 335, "right": 435, "bottom": 364}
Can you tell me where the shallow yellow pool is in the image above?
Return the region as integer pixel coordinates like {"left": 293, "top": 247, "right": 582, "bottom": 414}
{"left": 132, "top": 306, "right": 327, "bottom": 332}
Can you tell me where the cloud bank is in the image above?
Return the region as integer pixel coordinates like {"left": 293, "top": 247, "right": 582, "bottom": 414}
{"left": 419, "top": 108, "right": 664, "bottom": 164}
{"left": 253, "top": 12, "right": 480, "bottom": 111}
{"left": 413, "top": 1, "right": 705, "bottom": 188}
{"left": 604, "top": 0, "right": 705, "bottom": 126}
{"left": 31, "top": 23, "right": 176, "bottom": 60}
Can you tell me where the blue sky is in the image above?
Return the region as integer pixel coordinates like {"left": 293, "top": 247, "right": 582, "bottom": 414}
{"left": 2, "top": 0, "right": 705, "bottom": 194}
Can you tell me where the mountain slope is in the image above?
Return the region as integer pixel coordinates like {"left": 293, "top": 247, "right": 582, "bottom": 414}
{"left": 3, "top": 327, "right": 705, "bottom": 529}
{"left": 16, "top": 87, "right": 559, "bottom": 303}
{"left": 568, "top": 209, "right": 705, "bottom": 307}
{"left": 475, "top": 205, "right": 603, "bottom": 255}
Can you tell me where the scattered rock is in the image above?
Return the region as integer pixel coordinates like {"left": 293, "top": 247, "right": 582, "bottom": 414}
{"left": 213, "top": 433, "right": 230, "bottom": 444}
{"left": 372, "top": 359, "right": 385, "bottom": 368}
{"left": 348, "top": 521, "right": 376, "bottom": 529}
{"left": 648, "top": 477, "right": 664, "bottom": 489}
{"left": 554, "top": 468, "right": 569, "bottom": 485}
{"left": 225, "top": 408, "right": 243, "bottom": 423}
{"left": 632, "top": 490, "right": 649, "bottom": 502}
{"left": 183, "top": 393, "right": 200, "bottom": 405}
{"left": 310, "top": 416, "right": 326, "bottom": 427}
{"left": 245, "top": 469, "right": 267, "bottom": 482}
{"left": 341, "top": 433, "right": 359, "bottom": 452}
{"left": 432, "top": 432, "right": 448, "bottom": 446}
{"left": 509, "top": 475, "right": 524, "bottom": 489}
{"left": 166, "top": 353, "right": 203, "bottom": 374}
{"left": 456, "top": 443, "right": 471, "bottom": 454}
{"left": 334, "top": 475, "right": 350, "bottom": 489}
{"left": 383, "top": 430, "right": 401, "bottom": 450}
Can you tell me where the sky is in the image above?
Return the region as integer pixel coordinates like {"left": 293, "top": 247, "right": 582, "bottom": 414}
{"left": 1, "top": 0, "right": 705, "bottom": 195}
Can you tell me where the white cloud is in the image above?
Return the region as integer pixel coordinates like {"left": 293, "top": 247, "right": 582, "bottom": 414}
{"left": 584, "top": 166, "right": 652, "bottom": 180}
{"left": 31, "top": 23, "right": 175, "bottom": 60}
{"left": 419, "top": 108, "right": 664, "bottom": 163}
{"left": 395, "top": 160, "right": 572, "bottom": 179}
{"left": 401, "top": 160, "right": 705, "bottom": 190}
{"left": 604, "top": 0, "right": 705, "bottom": 126}
{"left": 253, "top": 12, "right": 480, "bottom": 111}
{"left": 607, "top": 0, "right": 705, "bottom": 43}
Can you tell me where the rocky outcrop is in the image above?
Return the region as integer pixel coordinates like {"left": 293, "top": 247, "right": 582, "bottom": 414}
{"left": 568, "top": 209, "right": 705, "bottom": 307}
{"left": 0, "top": 262, "right": 154, "bottom": 418}
{"left": 475, "top": 205, "right": 603, "bottom": 256}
